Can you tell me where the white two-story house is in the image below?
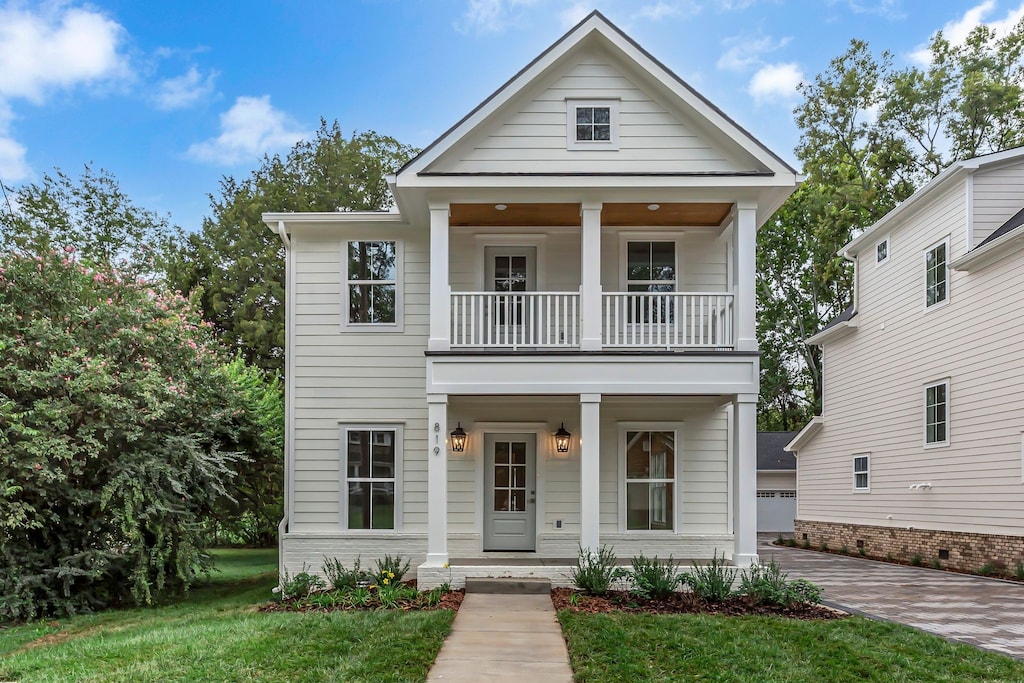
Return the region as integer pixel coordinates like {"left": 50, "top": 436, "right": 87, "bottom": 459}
{"left": 787, "top": 148, "right": 1024, "bottom": 573}
{"left": 266, "top": 11, "right": 798, "bottom": 587}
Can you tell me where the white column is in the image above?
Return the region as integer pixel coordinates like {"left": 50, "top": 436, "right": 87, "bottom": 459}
{"left": 735, "top": 202, "right": 757, "bottom": 352}
{"left": 428, "top": 205, "right": 451, "bottom": 351}
{"left": 425, "top": 394, "right": 449, "bottom": 566}
{"left": 579, "top": 393, "right": 601, "bottom": 552}
{"left": 580, "top": 202, "right": 603, "bottom": 351}
{"left": 732, "top": 393, "right": 758, "bottom": 567}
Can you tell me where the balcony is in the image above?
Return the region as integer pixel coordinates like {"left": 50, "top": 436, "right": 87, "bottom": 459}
{"left": 450, "top": 291, "right": 733, "bottom": 350}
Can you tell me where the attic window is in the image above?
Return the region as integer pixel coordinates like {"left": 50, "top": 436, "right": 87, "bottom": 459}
{"left": 567, "top": 99, "right": 619, "bottom": 150}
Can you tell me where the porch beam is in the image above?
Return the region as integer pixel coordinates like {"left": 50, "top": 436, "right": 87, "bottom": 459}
{"left": 735, "top": 202, "right": 757, "bottom": 352}
{"left": 580, "top": 202, "right": 603, "bottom": 351}
{"left": 429, "top": 205, "right": 451, "bottom": 351}
{"left": 732, "top": 393, "right": 758, "bottom": 567}
{"left": 580, "top": 393, "right": 601, "bottom": 552}
{"left": 425, "top": 394, "right": 449, "bottom": 566}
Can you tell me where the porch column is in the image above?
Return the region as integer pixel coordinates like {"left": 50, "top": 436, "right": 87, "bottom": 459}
{"left": 735, "top": 202, "right": 757, "bottom": 352}
{"left": 732, "top": 393, "right": 758, "bottom": 567}
{"left": 580, "top": 393, "right": 601, "bottom": 552}
{"left": 429, "top": 204, "right": 451, "bottom": 351}
{"left": 425, "top": 394, "right": 449, "bottom": 566}
{"left": 580, "top": 202, "right": 603, "bottom": 351}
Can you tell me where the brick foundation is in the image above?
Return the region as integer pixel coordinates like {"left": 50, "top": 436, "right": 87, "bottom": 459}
{"left": 793, "top": 520, "right": 1024, "bottom": 575}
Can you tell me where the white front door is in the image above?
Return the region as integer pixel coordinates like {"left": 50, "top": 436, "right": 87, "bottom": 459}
{"left": 483, "top": 433, "right": 537, "bottom": 551}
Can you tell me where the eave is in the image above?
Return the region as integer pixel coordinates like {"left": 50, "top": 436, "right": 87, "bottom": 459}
{"left": 805, "top": 317, "right": 857, "bottom": 346}
{"left": 785, "top": 417, "right": 823, "bottom": 454}
{"left": 951, "top": 224, "right": 1024, "bottom": 272}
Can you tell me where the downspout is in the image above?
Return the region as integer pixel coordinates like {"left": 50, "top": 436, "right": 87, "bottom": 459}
{"left": 276, "top": 221, "right": 293, "bottom": 582}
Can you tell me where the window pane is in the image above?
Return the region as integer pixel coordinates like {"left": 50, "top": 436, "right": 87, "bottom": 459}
{"left": 577, "top": 107, "right": 594, "bottom": 124}
{"left": 627, "top": 242, "right": 651, "bottom": 280}
{"left": 348, "top": 481, "right": 370, "bottom": 529}
{"left": 855, "top": 473, "right": 868, "bottom": 489}
{"left": 348, "top": 241, "right": 396, "bottom": 281}
{"left": 650, "top": 242, "right": 675, "bottom": 280}
{"left": 371, "top": 431, "right": 395, "bottom": 478}
{"left": 935, "top": 422, "right": 946, "bottom": 442}
{"left": 495, "top": 465, "right": 509, "bottom": 488}
{"left": 494, "top": 490, "right": 509, "bottom": 512}
{"left": 511, "top": 442, "right": 526, "bottom": 464}
{"left": 877, "top": 241, "right": 887, "bottom": 262}
{"left": 593, "top": 107, "right": 610, "bottom": 124}
{"left": 347, "top": 431, "right": 370, "bottom": 478}
{"left": 650, "top": 483, "right": 673, "bottom": 530}
{"left": 495, "top": 441, "right": 509, "bottom": 464}
{"left": 651, "top": 431, "right": 675, "bottom": 478}
{"left": 593, "top": 124, "right": 611, "bottom": 141}
{"left": 370, "top": 482, "right": 395, "bottom": 529}
{"left": 510, "top": 256, "right": 527, "bottom": 279}
{"left": 626, "top": 482, "right": 673, "bottom": 531}
{"left": 626, "top": 431, "right": 649, "bottom": 479}
{"left": 576, "top": 125, "right": 593, "bottom": 141}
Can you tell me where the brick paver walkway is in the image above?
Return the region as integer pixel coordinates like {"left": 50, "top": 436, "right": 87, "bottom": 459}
{"left": 760, "top": 536, "right": 1024, "bottom": 659}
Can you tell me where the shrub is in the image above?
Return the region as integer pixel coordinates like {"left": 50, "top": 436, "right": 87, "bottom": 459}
{"left": 1016, "top": 562, "right": 1024, "bottom": 581}
{"left": 820, "top": 541, "right": 829, "bottom": 552}
{"left": 931, "top": 559, "right": 943, "bottom": 570}
{"left": 279, "top": 566, "right": 325, "bottom": 600}
{"left": 786, "top": 578, "right": 822, "bottom": 605}
{"left": 839, "top": 545, "right": 849, "bottom": 555}
{"left": 801, "top": 539, "right": 811, "bottom": 549}
{"left": 376, "top": 554, "right": 411, "bottom": 585}
{"left": 323, "top": 557, "right": 370, "bottom": 591}
{"left": 738, "top": 559, "right": 789, "bottom": 606}
{"left": 570, "top": 545, "right": 625, "bottom": 596}
{"left": 785, "top": 538, "right": 797, "bottom": 547}
{"left": 342, "top": 586, "right": 373, "bottom": 608}
{"left": 376, "top": 583, "right": 417, "bottom": 609}
{"left": 976, "top": 562, "right": 997, "bottom": 577}
{"left": 910, "top": 554, "right": 923, "bottom": 566}
{"left": 687, "top": 552, "right": 736, "bottom": 603}
{"left": 629, "top": 554, "right": 681, "bottom": 600}
{"left": 858, "top": 547, "right": 866, "bottom": 557}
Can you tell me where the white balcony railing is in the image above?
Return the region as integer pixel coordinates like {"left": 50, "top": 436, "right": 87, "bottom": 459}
{"left": 451, "top": 292, "right": 580, "bottom": 348}
{"left": 602, "top": 292, "right": 734, "bottom": 348}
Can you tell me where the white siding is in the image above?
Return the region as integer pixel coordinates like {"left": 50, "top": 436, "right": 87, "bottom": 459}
{"left": 601, "top": 229, "right": 729, "bottom": 291}
{"left": 427, "top": 45, "right": 758, "bottom": 175}
{"left": 972, "top": 159, "right": 1024, "bottom": 246}
{"left": 799, "top": 172, "right": 1024, "bottom": 536}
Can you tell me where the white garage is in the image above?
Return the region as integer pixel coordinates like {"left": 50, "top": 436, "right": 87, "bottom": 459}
{"left": 757, "top": 432, "right": 797, "bottom": 533}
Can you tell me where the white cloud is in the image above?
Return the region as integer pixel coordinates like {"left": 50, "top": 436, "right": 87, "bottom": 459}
{"left": 455, "top": 0, "right": 541, "bottom": 34}
{"left": 0, "top": 102, "right": 29, "bottom": 182}
{"left": 186, "top": 96, "right": 311, "bottom": 166}
{"left": 154, "top": 66, "right": 217, "bottom": 110}
{"left": 636, "top": 2, "right": 688, "bottom": 21}
{"left": 836, "top": 0, "right": 903, "bottom": 19}
{"left": 910, "top": 1, "right": 1024, "bottom": 64}
{"left": 0, "top": 4, "right": 130, "bottom": 103}
{"left": 748, "top": 62, "right": 804, "bottom": 105}
{"left": 717, "top": 33, "right": 791, "bottom": 72}
{"left": 558, "top": 1, "right": 592, "bottom": 28}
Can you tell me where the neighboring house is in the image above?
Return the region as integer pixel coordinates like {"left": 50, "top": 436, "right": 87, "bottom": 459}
{"left": 266, "top": 11, "right": 798, "bottom": 587}
{"left": 787, "top": 148, "right": 1024, "bottom": 573}
{"left": 757, "top": 431, "right": 797, "bottom": 533}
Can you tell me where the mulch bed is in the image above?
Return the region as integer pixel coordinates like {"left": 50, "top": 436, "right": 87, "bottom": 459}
{"left": 258, "top": 589, "right": 464, "bottom": 614}
{"left": 551, "top": 587, "right": 845, "bottom": 620}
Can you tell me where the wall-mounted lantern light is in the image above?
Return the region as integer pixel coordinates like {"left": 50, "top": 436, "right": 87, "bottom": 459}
{"left": 450, "top": 423, "right": 467, "bottom": 452}
{"left": 555, "top": 423, "right": 572, "bottom": 453}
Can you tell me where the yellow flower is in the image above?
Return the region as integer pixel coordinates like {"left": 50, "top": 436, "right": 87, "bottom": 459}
{"left": 388, "top": 571, "right": 395, "bottom": 579}
{"left": 443, "top": 563, "right": 449, "bottom": 569}
{"left": 383, "top": 578, "right": 390, "bottom": 585}
{"left": 369, "top": 584, "right": 377, "bottom": 590}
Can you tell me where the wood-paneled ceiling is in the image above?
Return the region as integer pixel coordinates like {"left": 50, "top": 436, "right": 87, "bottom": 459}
{"left": 448, "top": 202, "right": 732, "bottom": 227}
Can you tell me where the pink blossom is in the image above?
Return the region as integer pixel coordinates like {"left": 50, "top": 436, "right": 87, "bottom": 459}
{"left": 64, "top": 245, "right": 75, "bottom": 253}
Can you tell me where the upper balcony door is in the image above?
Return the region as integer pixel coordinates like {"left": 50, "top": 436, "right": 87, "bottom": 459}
{"left": 485, "top": 246, "right": 536, "bottom": 340}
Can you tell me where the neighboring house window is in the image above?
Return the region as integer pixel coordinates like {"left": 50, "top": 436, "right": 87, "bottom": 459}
{"left": 876, "top": 237, "right": 889, "bottom": 265}
{"left": 925, "top": 380, "right": 949, "bottom": 446}
{"left": 344, "top": 427, "right": 400, "bottom": 530}
{"left": 566, "top": 100, "right": 619, "bottom": 150}
{"left": 625, "top": 429, "right": 675, "bottom": 531}
{"left": 853, "top": 454, "right": 870, "bottom": 492}
{"left": 924, "top": 240, "right": 948, "bottom": 308}
{"left": 346, "top": 240, "right": 399, "bottom": 327}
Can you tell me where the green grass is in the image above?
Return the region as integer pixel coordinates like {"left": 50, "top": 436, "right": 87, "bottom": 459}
{"left": 558, "top": 611, "right": 1024, "bottom": 682}
{"left": 0, "top": 549, "right": 455, "bottom": 683}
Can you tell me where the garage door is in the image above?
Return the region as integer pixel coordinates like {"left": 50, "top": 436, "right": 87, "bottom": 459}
{"left": 757, "top": 490, "right": 796, "bottom": 533}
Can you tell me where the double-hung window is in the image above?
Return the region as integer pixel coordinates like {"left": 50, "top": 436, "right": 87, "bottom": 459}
{"left": 853, "top": 454, "right": 870, "bottom": 492}
{"left": 346, "top": 240, "right": 400, "bottom": 327}
{"left": 345, "top": 427, "right": 400, "bottom": 530}
{"left": 626, "top": 241, "right": 676, "bottom": 323}
{"left": 925, "top": 380, "right": 949, "bottom": 446}
{"left": 925, "top": 240, "right": 948, "bottom": 308}
{"left": 625, "top": 430, "right": 676, "bottom": 531}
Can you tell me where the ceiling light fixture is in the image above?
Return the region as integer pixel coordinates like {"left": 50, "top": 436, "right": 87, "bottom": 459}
{"left": 647, "top": 203, "right": 660, "bottom": 211}
{"left": 495, "top": 204, "right": 507, "bottom": 211}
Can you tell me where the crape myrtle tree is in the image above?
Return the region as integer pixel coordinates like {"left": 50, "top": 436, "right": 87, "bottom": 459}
{"left": 757, "top": 21, "right": 1024, "bottom": 429}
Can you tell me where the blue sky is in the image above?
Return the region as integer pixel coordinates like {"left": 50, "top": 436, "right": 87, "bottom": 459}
{"left": 1, "top": 0, "right": 1022, "bottom": 231}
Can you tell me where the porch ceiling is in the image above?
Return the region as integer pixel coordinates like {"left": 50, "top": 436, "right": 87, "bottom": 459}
{"left": 448, "top": 201, "right": 732, "bottom": 227}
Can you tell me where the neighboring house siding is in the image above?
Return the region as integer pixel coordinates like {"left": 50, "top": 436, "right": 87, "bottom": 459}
{"left": 290, "top": 225, "right": 429, "bottom": 533}
{"left": 429, "top": 46, "right": 750, "bottom": 175}
{"left": 757, "top": 472, "right": 795, "bottom": 490}
{"left": 972, "top": 159, "right": 1024, "bottom": 246}
{"left": 798, "top": 173, "right": 1024, "bottom": 537}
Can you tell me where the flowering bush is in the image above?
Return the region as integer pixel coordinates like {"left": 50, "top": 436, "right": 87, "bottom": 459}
{"left": 0, "top": 247, "right": 253, "bottom": 619}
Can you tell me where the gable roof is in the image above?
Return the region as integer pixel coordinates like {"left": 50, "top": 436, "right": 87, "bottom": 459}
{"left": 805, "top": 305, "right": 857, "bottom": 345}
{"left": 758, "top": 432, "right": 797, "bottom": 471}
{"left": 394, "top": 10, "right": 796, "bottom": 181}
{"left": 978, "top": 206, "right": 1024, "bottom": 248}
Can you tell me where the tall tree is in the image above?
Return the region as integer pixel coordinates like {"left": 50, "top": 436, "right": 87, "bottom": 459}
{"left": 166, "top": 121, "right": 418, "bottom": 372}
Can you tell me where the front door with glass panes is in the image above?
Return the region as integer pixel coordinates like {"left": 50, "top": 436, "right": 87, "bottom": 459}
{"left": 484, "top": 247, "right": 536, "bottom": 342}
{"left": 626, "top": 241, "right": 676, "bottom": 328}
{"left": 483, "top": 433, "right": 536, "bottom": 551}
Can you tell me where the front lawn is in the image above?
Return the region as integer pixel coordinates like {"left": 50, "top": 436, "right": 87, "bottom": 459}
{"left": 559, "top": 611, "right": 1024, "bottom": 682}
{"left": 0, "top": 549, "right": 455, "bottom": 683}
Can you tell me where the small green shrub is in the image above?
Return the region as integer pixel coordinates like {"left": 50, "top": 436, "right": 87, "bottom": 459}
{"left": 376, "top": 583, "right": 417, "bottom": 609}
{"left": 910, "top": 554, "right": 923, "bottom": 567}
{"left": 279, "top": 565, "right": 325, "bottom": 600}
{"left": 571, "top": 545, "right": 625, "bottom": 596}
{"left": 738, "top": 559, "right": 789, "bottom": 606}
{"left": 886, "top": 552, "right": 894, "bottom": 562}
{"left": 776, "top": 533, "right": 785, "bottom": 544}
{"left": 785, "top": 538, "right": 797, "bottom": 547}
{"left": 343, "top": 586, "right": 373, "bottom": 608}
{"left": 820, "top": 541, "right": 829, "bottom": 552}
{"left": 629, "top": 554, "right": 681, "bottom": 600}
{"left": 857, "top": 547, "right": 866, "bottom": 557}
{"left": 687, "top": 552, "right": 736, "bottom": 603}
{"left": 839, "top": 545, "right": 849, "bottom": 555}
{"left": 931, "top": 559, "right": 943, "bottom": 570}
{"left": 976, "top": 562, "right": 997, "bottom": 577}
{"left": 1015, "top": 562, "right": 1024, "bottom": 580}
{"left": 376, "top": 554, "right": 411, "bottom": 585}
{"left": 801, "top": 539, "right": 811, "bottom": 549}
{"left": 786, "top": 578, "right": 822, "bottom": 605}
{"left": 423, "top": 586, "right": 446, "bottom": 607}
{"left": 323, "top": 556, "right": 371, "bottom": 591}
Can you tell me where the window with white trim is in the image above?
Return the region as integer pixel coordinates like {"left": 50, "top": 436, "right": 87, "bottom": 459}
{"left": 925, "top": 241, "right": 948, "bottom": 308}
{"left": 626, "top": 240, "right": 676, "bottom": 323}
{"left": 925, "top": 380, "right": 949, "bottom": 446}
{"left": 853, "top": 454, "right": 870, "bottom": 492}
{"left": 625, "top": 430, "right": 675, "bottom": 531}
{"left": 344, "top": 427, "right": 399, "bottom": 529}
{"left": 345, "top": 240, "right": 399, "bottom": 326}
{"left": 876, "top": 237, "right": 889, "bottom": 265}
{"left": 566, "top": 100, "right": 619, "bottom": 150}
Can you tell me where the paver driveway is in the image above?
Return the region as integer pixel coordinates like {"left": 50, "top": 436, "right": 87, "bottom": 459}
{"left": 760, "top": 536, "right": 1024, "bottom": 659}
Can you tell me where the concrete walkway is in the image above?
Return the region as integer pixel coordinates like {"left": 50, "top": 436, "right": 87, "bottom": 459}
{"left": 427, "top": 593, "right": 573, "bottom": 682}
{"left": 760, "top": 536, "right": 1024, "bottom": 659}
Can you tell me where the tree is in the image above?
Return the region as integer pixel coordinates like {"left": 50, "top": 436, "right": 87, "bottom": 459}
{"left": 166, "top": 121, "right": 418, "bottom": 372}
{"left": 0, "top": 247, "right": 275, "bottom": 619}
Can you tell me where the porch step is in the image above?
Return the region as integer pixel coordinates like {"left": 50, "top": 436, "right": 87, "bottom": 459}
{"left": 464, "top": 577, "right": 552, "bottom": 594}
